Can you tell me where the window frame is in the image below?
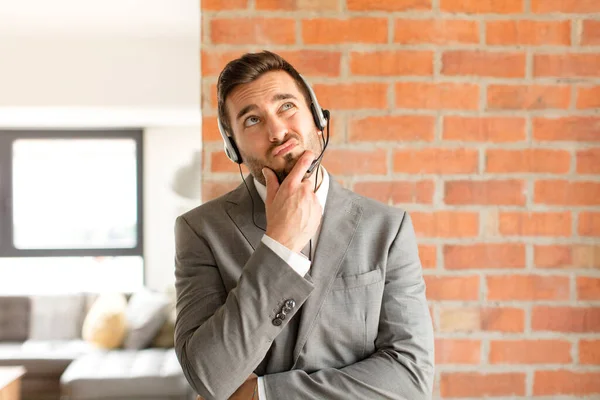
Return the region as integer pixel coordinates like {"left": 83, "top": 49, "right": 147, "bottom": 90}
{"left": 0, "top": 129, "right": 144, "bottom": 258}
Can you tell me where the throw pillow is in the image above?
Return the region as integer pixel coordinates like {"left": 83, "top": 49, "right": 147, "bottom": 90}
{"left": 29, "top": 294, "right": 86, "bottom": 340}
{"left": 123, "top": 288, "right": 169, "bottom": 349}
{"left": 151, "top": 307, "right": 175, "bottom": 348}
{"left": 81, "top": 293, "right": 127, "bottom": 349}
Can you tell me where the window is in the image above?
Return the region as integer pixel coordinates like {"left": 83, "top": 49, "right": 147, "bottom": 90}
{"left": 0, "top": 130, "right": 144, "bottom": 293}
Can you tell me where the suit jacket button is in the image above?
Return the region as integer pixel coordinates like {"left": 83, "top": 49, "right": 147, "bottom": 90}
{"left": 276, "top": 313, "right": 286, "bottom": 320}
{"left": 284, "top": 299, "right": 296, "bottom": 309}
{"left": 272, "top": 318, "right": 283, "bottom": 326}
{"left": 281, "top": 306, "right": 292, "bottom": 314}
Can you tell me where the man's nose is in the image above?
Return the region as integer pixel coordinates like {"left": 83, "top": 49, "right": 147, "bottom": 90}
{"left": 266, "top": 116, "right": 288, "bottom": 142}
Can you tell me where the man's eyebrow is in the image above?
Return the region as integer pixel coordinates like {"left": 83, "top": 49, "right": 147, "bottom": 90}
{"left": 236, "top": 104, "right": 256, "bottom": 121}
{"left": 272, "top": 93, "right": 298, "bottom": 102}
{"left": 235, "top": 93, "right": 299, "bottom": 121}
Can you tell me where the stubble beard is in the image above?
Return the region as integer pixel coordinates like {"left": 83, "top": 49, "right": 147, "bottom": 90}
{"left": 243, "top": 132, "right": 321, "bottom": 186}
{"left": 244, "top": 151, "right": 298, "bottom": 185}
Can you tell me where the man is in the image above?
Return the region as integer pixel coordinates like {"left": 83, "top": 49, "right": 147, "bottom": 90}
{"left": 174, "top": 51, "right": 434, "bottom": 400}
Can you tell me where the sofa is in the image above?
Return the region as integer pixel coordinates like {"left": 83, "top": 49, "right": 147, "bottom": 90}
{"left": 0, "top": 292, "right": 195, "bottom": 400}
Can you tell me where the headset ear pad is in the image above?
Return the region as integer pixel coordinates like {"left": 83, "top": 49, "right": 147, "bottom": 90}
{"left": 310, "top": 104, "right": 326, "bottom": 132}
{"left": 225, "top": 135, "right": 242, "bottom": 164}
{"left": 300, "top": 75, "right": 327, "bottom": 132}
{"left": 218, "top": 116, "right": 242, "bottom": 164}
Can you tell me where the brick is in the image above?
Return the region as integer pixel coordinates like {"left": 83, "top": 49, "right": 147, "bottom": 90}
{"left": 441, "top": 372, "right": 525, "bottom": 398}
{"left": 349, "top": 51, "right": 433, "bottom": 76}
{"left": 302, "top": 18, "right": 388, "bottom": 45}
{"left": 353, "top": 181, "right": 434, "bottom": 205}
{"left": 534, "top": 117, "right": 600, "bottom": 142}
{"left": 211, "top": 151, "right": 249, "bottom": 174}
{"left": 210, "top": 18, "right": 295, "bottom": 45}
{"left": 202, "top": 180, "right": 241, "bottom": 202}
{"left": 393, "top": 148, "right": 479, "bottom": 174}
{"left": 201, "top": 50, "right": 247, "bottom": 77}
{"left": 442, "top": 51, "right": 526, "bottom": 78}
{"left": 256, "top": 0, "right": 338, "bottom": 10}
{"left": 582, "top": 20, "right": 600, "bottom": 45}
{"left": 487, "top": 85, "right": 570, "bottom": 110}
{"left": 322, "top": 149, "right": 387, "bottom": 175}
{"left": 441, "top": 0, "right": 523, "bottom": 13}
{"left": 443, "top": 116, "right": 526, "bottom": 142}
{"left": 347, "top": 0, "right": 431, "bottom": 11}
{"left": 580, "top": 212, "right": 600, "bottom": 236}
{"left": 577, "top": 86, "right": 600, "bottom": 109}
{"left": 534, "top": 371, "right": 600, "bottom": 396}
{"left": 435, "top": 339, "right": 481, "bottom": 365}
{"left": 202, "top": 115, "right": 221, "bottom": 142}
{"left": 532, "top": 0, "right": 600, "bottom": 13}
{"left": 277, "top": 50, "right": 342, "bottom": 77}
{"left": 445, "top": 180, "right": 526, "bottom": 205}
{"left": 425, "top": 275, "right": 480, "bottom": 300}
{"left": 490, "top": 340, "right": 572, "bottom": 364}
{"left": 487, "top": 20, "right": 570, "bottom": 45}
{"left": 412, "top": 211, "right": 479, "bottom": 238}
{"left": 394, "top": 19, "right": 479, "bottom": 44}
{"left": 532, "top": 307, "right": 600, "bottom": 332}
{"left": 349, "top": 116, "right": 435, "bottom": 142}
{"left": 486, "top": 149, "right": 570, "bottom": 174}
{"left": 210, "top": 50, "right": 337, "bottom": 90}
{"left": 578, "top": 277, "right": 600, "bottom": 300}
{"left": 535, "top": 181, "right": 600, "bottom": 206}
{"left": 534, "top": 54, "right": 600, "bottom": 78}
{"left": 419, "top": 245, "right": 437, "bottom": 269}
{"left": 535, "top": 244, "right": 600, "bottom": 269}
{"left": 395, "top": 82, "right": 479, "bottom": 110}
{"left": 439, "top": 307, "right": 525, "bottom": 332}
{"left": 444, "top": 244, "right": 526, "bottom": 269}
{"left": 487, "top": 275, "right": 570, "bottom": 300}
{"left": 202, "top": 0, "right": 247, "bottom": 10}
{"left": 577, "top": 148, "right": 600, "bottom": 174}
{"left": 202, "top": 83, "right": 218, "bottom": 110}
{"left": 580, "top": 340, "right": 600, "bottom": 365}
{"left": 499, "top": 212, "right": 572, "bottom": 236}
{"left": 314, "top": 83, "right": 388, "bottom": 110}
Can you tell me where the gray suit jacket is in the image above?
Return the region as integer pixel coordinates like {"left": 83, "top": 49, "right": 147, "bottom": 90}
{"left": 174, "top": 175, "right": 434, "bottom": 400}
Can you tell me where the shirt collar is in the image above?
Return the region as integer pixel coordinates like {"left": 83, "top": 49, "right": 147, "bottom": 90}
{"left": 254, "top": 166, "right": 329, "bottom": 214}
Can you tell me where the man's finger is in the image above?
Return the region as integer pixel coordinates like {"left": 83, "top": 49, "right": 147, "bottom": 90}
{"left": 262, "top": 167, "right": 279, "bottom": 206}
{"left": 285, "top": 150, "right": 315, "bottom": 187}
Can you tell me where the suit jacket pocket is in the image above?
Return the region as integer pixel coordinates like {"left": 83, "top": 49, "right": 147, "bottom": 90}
{"left": 309, "top": 269, "right": 384, "bottom": 368}
{"left": 331, "top": 268, "right": 383, "bottom": 291}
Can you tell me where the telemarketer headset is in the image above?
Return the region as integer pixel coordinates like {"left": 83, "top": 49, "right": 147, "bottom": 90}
{"left": 217, "top": 74, "right": 330, "bottom": 175}
{"left": 218, "top": 74, "right": 330, "bottom": 260}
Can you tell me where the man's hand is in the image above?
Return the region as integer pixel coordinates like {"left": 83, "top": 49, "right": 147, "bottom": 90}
{"left": 196, "top": 374, "right": 258, "bottom": 400}
{"left": 263, "top": 151, "right": 322, "bottom": 253}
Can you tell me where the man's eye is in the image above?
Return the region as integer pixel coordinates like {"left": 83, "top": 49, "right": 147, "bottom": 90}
{"left": 281, "top": 102, "right": 295, "bottom": 111}
{"left": 244, "top": 116, "right": 260, "bottom": 127}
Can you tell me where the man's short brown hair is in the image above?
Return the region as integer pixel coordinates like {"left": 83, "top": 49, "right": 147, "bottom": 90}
{"left": 216, "top": 50, "right": 311, "bottom": 138}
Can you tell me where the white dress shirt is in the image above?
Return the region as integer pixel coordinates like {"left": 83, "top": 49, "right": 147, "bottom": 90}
{"left": 253, "top": 166, "right": 329, "bottom": 399}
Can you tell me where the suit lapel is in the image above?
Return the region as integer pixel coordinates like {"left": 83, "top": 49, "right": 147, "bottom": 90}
{"left": 293, "top": 177, "right": 363, "bottom": 363}
{"left": 225, "top": 174, "right": 364, "bottom": 365}
{"left": 225, "top": 177, "right": 266, "bottom": 252}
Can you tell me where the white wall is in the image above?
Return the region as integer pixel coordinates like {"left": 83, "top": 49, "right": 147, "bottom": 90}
{"left": 0, "top": 36, "right": 199, "bottom": 108}
{"left": 0, "top": 34, "right": 201, "bottom": 293}
{"left": 144, "top": 127, "right": 201, "bottom": 291}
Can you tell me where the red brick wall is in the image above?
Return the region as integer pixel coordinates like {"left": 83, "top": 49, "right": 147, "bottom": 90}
{"left": 200, "top": 0, "right": 600, "bottom": 398}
